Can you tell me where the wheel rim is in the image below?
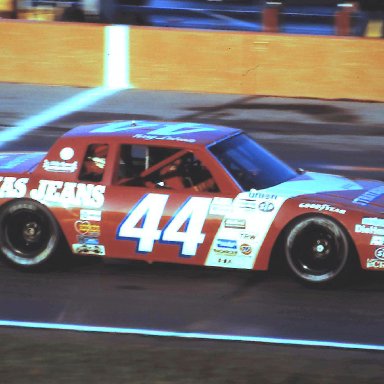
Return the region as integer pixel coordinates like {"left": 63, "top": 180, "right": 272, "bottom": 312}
{"left": 3, "top": 209, "right": 53, "bottom": 265}
{"left": 286, "top": 219, "right": 348, "bottom": 283}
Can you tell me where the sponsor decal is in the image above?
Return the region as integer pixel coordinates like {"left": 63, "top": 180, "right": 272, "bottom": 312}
{"left": 216, "top": 239, "right": 237, "bottom": 250}
{"left": 43, "top": 159, "right": 78, "bottom": 173}
{"left": 212, "top": 249, "right": 237, "bottom": 256}
{"left": 0, "top": 177, "right": 28, "bottom": 198}
{"left": 77, "top": 235, "right": 100, "bottom": 245}
{"left": 234, "top": 199, "right": 257, "bottom": 211}
{"left": 91, "top": 121, "right": 215, "bottom": 137}
{"left": 240, "top": 243, "right": 252, "bottom": 256}
{"left": 355, "top": 224, "right": 384, "bottom": 235}
{"left": 80, "top": 209, "right": 102, "bottom": 221}
{"left": 374, "top": 247, "right": 384, "bottom": 260}
{"left": 217, "top": 258, "right": 232, "bottom": 265}
{"left": 224, "top": 218, "right": 246, "bottom": 229}
{"left": 209, "top": 197, "right": 233, "bottom": 216}
{"left": 366, "top": 259, "right": 384, "bottom": 269}
{"left": 259, "top": 201, "right": 274, "bottom": 212}
{"left": 370, "top": 236, "right": 384, "bottom": 246}
{"left": 240, "top": 233, "right": 257, "bottom": 241}
{"left": 72, "top": 244, "right": 105, "bottom": 256}
{"left": 248, "top": 189, "right": 278, "bottom": 200}
{"left": 30, "top": 180, "right": 105, "bottom": 208}
{"left": 133, "top": 133, "right": 196, "bottom": 143}
{"left": 59, "top": 147, "right": 75, "bottom": 161}
{"left": 353, "top": 186, "right": 384, "bottom": 206}
{"left": 362, "top": 217, "right": 384, "bottom": 227}
{"left": 299, "top": 203, "right": 346, "bottom": 215}
{"left": 74, "top": 220, "right": 100, "bottom": 236}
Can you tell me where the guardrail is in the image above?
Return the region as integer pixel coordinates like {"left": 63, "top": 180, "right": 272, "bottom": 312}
{"left": 0, "top": 20, "right": 383, "bottom": 101}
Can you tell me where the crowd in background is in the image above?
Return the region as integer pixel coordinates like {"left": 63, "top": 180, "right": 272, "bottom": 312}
{"left": 1, "top": 1, "right": 383, "bottom": 37}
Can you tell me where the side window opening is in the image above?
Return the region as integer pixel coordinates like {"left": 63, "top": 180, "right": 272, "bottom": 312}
{"left": 116, "top": 145, "right": 219, "bottom": 193}
{"left": 79, "top": 144, "right": 109, "bottom": 182}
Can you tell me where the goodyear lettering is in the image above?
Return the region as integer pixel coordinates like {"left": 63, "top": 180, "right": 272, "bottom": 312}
{"left": 299, "top": 203, "right": 346, "bottom": 215}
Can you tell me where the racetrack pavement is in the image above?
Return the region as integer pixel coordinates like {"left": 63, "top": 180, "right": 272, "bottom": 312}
{"left": 0, "top": 83, "right": 384, "bottom": 383}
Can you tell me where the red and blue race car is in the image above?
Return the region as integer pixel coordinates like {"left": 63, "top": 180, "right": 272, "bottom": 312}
{"left": 0, "top": 120, "right": 383, "bottom": 286}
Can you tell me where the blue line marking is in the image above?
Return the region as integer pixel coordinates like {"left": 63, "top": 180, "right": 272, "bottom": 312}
{"left": 0, "top": 87, "right": 123, "bottom": 148}
{"left": 0, "top": 320, "right": 384, "bottom": 352}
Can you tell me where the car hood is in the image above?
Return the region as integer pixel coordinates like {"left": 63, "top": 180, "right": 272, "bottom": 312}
{"left": 241, "top": 171, "right": 384, "bottom": 212}
{"left": 0, "top": 152, "right": 46, "bottom": 174}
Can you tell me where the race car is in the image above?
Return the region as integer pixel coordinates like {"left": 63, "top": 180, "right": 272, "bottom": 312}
{"left": 0, "top": 120, "right": 383, "bottom": 286}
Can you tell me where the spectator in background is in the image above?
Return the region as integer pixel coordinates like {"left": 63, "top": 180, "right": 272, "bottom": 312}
{"left": 358, "top": 0, "right": 384, "bottom": 36}
{"left": 61, "top": 1, "right": 85, "bottom": 22}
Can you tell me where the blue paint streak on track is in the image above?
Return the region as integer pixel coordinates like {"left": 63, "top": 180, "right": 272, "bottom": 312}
{"left": 1, "top": 320, "right": 384, "bottom": 352}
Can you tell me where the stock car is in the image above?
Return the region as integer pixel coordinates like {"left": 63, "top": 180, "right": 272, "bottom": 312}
{"left": 0, "top": 120, "right": 384, "bottom": 286}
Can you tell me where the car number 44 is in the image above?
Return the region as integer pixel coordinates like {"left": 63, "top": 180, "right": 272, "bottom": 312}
{"left": 117, "top": 193, "right": 213, "bottom": 257}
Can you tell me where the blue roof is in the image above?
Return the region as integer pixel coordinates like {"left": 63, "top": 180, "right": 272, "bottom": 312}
{"left": 64, "top": 120, "right": 240, "bottom": 146}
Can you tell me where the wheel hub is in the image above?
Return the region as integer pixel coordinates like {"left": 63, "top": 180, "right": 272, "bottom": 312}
{"left": 22, "top": 222, "right": 41, "bottom": 243}
{"left": 312, "top": 239, "right": 330, "bottom": 259}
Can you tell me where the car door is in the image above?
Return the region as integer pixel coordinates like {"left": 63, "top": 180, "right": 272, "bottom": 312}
{"left": 101, "top": 143, "right": 238, "bottom": 266}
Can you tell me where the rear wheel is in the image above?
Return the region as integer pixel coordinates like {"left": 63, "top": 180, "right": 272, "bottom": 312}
{"left": 0, "top": 200, "right": 62, "bottom": 270}
{"left": 285, "top": 216, "right": 351, "bottom": 286}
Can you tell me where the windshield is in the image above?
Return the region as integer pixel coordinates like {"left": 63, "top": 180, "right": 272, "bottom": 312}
{"left": 209, "top": 133, "right": 297, "bottom": 191}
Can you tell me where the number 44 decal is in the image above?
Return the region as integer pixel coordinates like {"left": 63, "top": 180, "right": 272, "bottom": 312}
{"left": 117, "top": 194, "right": 212, "bottom": 257}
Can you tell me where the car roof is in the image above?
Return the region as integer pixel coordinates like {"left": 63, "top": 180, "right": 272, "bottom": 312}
{"left": 63, "top": 120, "right": 241, "bottom": 148}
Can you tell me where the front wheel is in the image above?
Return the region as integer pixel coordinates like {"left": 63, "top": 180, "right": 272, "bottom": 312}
{"left": 284, "top": 216, "right": 352, "bottom": 286}
{"left": 0, "top": 200, "right": 62, "bottom": 270}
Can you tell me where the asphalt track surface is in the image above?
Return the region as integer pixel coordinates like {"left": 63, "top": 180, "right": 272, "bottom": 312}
{"left": 0, "top": 83, "right": 384, "bottom": 382}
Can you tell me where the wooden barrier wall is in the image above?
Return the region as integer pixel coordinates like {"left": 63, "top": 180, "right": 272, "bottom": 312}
{"left": 130, "top": 27, "right": 384, "bottom": 101}
{"left": 0, "top": 21, "right": 104, "bottom": 87}
{"left": 0, "top": 20, "right": 384, "bottom": 101}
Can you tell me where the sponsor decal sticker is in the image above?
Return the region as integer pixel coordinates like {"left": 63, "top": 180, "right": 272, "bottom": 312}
{"left": 43, "top": 159, "right": 78, "bottom": 173}
{"left": 59, "top": 147, "right": 75, "bottom": 161}
{"left": 362, "top": 217, "right": 384, "bottom": 227}
{"left": 30, "top": 180, "right": 105, "bottom": 208}
{"left": 72, "top": 244, "right": 105, "bottom": 256}
{"left": 0, "top": 177, "right": 28, "bottom": 198}
{"left": 216, "top": 239, "right": 237, "bottom": 250}
{"left": 234, "top": 199, "right": 257, "bottom": 211}
{"left": 259, "top": 201, "right": 274, "bottom": 212}
{"left": 240, "top": 244, "right": 252, "bottom": 256}
{"left": 374, "top": 247, "right": 384, "bottom": 260}
{"left": 370, "top": 236, "right": 384, "bottom": 246}
{"left": 77, "top": 235, "right": 100, "bottom": 245}
{"left": 75, "top": 220, "right": 101, "bottom": 236}
{"left": 80, "top": 209, "right": 102, "bottom": 221}
{"left": 240, "top": 233, "right": 257, "bottom": 241}
{"left": 299, "top": 203, "right": 346, "bottom": 215}
{"left": 248, "top": 189, "right": 277, "bottom": 200}
{"left": 224, "top": 218, "right": 246, "bottom": 229}
{"left": 353, "top": 186, "right": 384, "bottom": 206}
{"left": 366, "top": 259, "right": 384, "bottom": 269}
{"left": 212, "top": 249, "right": 237, "bottom": 256}
{"left": 355, "top": 224, "right": 384, "bottom": 235}
{"left": 209, "top": 197, "right": 233, "bottom": 216}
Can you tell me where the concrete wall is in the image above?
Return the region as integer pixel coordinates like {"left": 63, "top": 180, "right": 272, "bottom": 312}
{"left": 1, "top": 20, "right": 383, "bottom": 101}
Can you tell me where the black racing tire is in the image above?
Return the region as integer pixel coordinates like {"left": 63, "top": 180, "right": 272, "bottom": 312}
{"left": 0, "top": 199, "right": 62, "bottom": 270}
{"left": 284, "top": 216, "right": 351, "bottom": 286}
